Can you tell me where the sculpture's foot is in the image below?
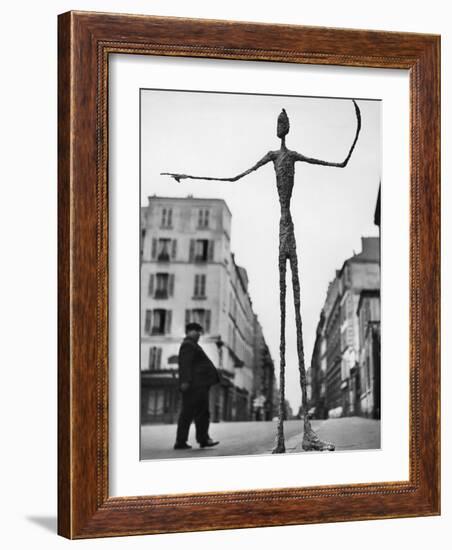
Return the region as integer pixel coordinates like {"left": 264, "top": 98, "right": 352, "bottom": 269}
{"left": 302, "top": 428, "right": 335, "bottom": 452}
{"left": 272, "top": 442, "right": 286, "bottom": 454}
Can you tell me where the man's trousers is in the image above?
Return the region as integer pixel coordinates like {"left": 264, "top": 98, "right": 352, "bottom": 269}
{"left": 175, "top": 386, "right": 210, "bottom": 445}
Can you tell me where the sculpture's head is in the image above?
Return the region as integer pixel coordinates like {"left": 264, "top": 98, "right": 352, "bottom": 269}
{"left": 277, "top": 108, "right": 290, "bottom": 138}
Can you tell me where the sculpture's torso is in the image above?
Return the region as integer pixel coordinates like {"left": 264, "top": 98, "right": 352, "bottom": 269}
{"left": 271, "top": 148, "right": 297, "bottom": 258}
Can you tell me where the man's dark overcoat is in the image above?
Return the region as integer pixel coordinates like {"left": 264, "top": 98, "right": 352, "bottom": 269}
{"left": 178, "top": 337, "right": 220, "bottom": 388}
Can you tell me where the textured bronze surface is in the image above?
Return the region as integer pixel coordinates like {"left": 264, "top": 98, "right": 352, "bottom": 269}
{"left": 58, "top": 11, "right": 440, "bottom": 539}
{"left": 162, "top": 102, "right": 361, "bottom": 453}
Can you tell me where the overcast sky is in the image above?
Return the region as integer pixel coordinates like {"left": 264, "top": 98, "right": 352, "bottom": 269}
{"left": 141, "top": 89, "right": 381, "bottom": 411}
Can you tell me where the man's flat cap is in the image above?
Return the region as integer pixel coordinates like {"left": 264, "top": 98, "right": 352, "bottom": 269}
{"left": 185, "top": 322, "right": 203, "bottom": 333}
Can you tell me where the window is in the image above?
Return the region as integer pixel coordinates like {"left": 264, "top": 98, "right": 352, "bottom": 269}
{"left": 155, "top": 274, "right": 168, "bottom": 298}
{"left": 161, "top": 207, "right": 173, "bottom": 228}
{"left": 197, "top": 208, "right": 210, "bottom": 228}
{"left": 144, "top": 309, "right": 152, "bottom": 334}
{"left": 144, "top": 309, "right": 172, "bottom": 335}
{"left": 148, "top": 347, "right": 162, "bottom": 370}
{"left": 195, "top": 239, "right": 208, "bottom": 261}
{"left": 171, "top": 239, "right": 177, "bottom": 259}
{"left": 155, "top": 273, "right": 169, "bottom": 299}
{"left": 152, "top": 238, "right": 177, "bottom": 262}
{"left": 189, "top": 239, "right": 214, "bottom": 262}
{"left": 148, "top": 273, "right": 174, "bottom": 298}
{"left": 146, "top": 388, "right": 173, "bottom": 418}
{"left": 193, "top": 274, "right": 206, "bottom": 298}
{"left": 185, "top": 308, "right": 211, "bottom": 333}
{"left": 147, "top": 389, "right": 165, "bottom": 415}
{"left": 156, "top": 238, "right": 170, "bottom": 261}
{"left": 140, "top": 228, "right": 146, "bottom": 259}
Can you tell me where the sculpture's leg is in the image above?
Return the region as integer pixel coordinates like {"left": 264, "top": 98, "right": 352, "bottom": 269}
{"left": 289, "top": 250, "right": 335, "bottom": 452}
{"left": 272, "top": 253, "right": 287, "bottom": 453}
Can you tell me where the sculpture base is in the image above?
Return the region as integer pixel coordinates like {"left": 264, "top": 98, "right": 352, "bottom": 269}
{"left": 302, "top": 428, "right": 335, "bottom": 452}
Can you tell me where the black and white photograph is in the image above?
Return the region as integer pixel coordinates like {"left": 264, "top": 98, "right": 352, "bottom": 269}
{"left": 140, "top": 89, "right": 381, "bottom": 460}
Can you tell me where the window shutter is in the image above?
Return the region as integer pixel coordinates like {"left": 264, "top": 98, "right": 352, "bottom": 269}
{"left": 141, "top": 229, "right": 146, "bottom": 253}
{"left": 148, "top": 274, "right": 154, "bottom": 296}
{"left": 151, "top": 238, "right": 157, "bottom": 259}
{"left": 205, "top": 310, "right": 211, "bottom": 333}
{"left": 169, "top": 274, "right": 175, "bottom": 297}
{"left": 171, "top": 239, "right": 177, "bottom": 259}
{"left": 189, "top": 239, "right": 195, "bottom": 262}
{"left": 208, "top": 240, "right": 214, "bottom": 261}
{"left": 194, "top": 274, "right": 199, "bottom": 296}
{"left": 157, "top": 348, "right": 162, "bottom": 369}
{"left": 152, "top": 310, "right": 158, "bottom": 334}
{"left": 168, "top": 209, "right": 173, "bottom": 227}
{"left": 165, "top": 310, "right": 172, "bottom": 334}
{"left": 205, "top": 210, "right": 210, "bottom": 228}
{"left": 201, "top": 274, "right": 206, "bottom": 296}
{"left": 185, "top": 309, "right": 191, "bottom": 326}
{"left": 144, "top": 310, "right": 152, "bottom": 334}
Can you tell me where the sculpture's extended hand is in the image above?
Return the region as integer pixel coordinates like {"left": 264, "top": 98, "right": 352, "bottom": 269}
{"left": 161, "top": 151, "right": 274, "bottom": 183}
{"left": 160, "top": 173, "right": 190, "bottom": 183}
{"left": 293, "top": 99, "right": 361, "bottom": 168}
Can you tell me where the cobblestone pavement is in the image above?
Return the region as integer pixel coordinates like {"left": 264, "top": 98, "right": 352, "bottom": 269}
{"left": 141, "top": 417, "right": 381, "bottom": 460}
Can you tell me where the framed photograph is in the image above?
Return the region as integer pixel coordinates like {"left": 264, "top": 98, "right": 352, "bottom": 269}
{"left": 58, "top": 11, "right": 440, "bottom": 538}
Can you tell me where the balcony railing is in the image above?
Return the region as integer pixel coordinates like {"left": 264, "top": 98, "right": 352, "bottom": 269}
{"left": 154, "top": 289, "right": 169, "bottom": 299}
{"left": 157, "top": 253, "right": 170, "bottom": 262}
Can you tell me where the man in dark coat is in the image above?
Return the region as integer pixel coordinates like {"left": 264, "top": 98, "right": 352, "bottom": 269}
{"left": 174, "top": 322, "right": 220, "bottom": 450}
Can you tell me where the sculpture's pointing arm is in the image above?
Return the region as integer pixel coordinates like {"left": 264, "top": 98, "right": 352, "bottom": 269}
{"left": 294, "top": 100, "right": 362, "bottom": 168}
{"left": 161, "top": 151, "right": 274, "bottom": 182}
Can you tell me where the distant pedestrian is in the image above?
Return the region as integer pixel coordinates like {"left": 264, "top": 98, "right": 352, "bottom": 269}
{"left": 174, "top": 322, "right": 220, "bottom": 450}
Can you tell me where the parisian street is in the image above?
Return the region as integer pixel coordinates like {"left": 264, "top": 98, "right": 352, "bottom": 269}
{"left": 141, "top": 417, "right": 381, "bottom": 460}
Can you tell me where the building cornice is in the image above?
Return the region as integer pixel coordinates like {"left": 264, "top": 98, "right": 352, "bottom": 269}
{"left": 145, "top": 195, "right": 233, "bottom": 218}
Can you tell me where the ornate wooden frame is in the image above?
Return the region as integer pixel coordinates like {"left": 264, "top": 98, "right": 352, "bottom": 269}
{"left": 58, "top": 11, "right": 440, "bottom": 539}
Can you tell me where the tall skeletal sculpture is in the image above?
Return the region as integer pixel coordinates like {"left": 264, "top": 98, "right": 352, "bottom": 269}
{"left": 162, "top": 100, "right": 361, "bottom": 452}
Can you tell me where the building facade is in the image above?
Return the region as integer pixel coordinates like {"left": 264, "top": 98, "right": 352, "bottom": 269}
{"left": 251, "top": 317, "right": 278, "bottom": 421}
{"left": 357, "top": 289, "right": 381, "bottom": 418}
{"left": 307, "top": 311, "right": 328, "bottom": 419}
{"left": 309, "top": 237, "right": 380, "bottom": 419}
{"left": 324, "top": 275, "right": 343, "bottom": 416}
{"left": 140, "top": 195, "right": 275, "bottom": 424}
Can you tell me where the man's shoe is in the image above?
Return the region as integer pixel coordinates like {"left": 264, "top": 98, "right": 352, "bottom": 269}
{"left": 174, "top": 442, "right": 192, "bottom": 450}
{"left": 199, "top": 438, "right": 220, "bottom": 448}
